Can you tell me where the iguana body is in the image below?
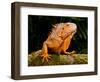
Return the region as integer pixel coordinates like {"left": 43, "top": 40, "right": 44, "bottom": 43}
{"left": 41, "top": 22, "right": 77, "bottom": 62}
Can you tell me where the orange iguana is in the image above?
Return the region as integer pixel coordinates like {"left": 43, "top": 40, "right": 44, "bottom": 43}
{"left": 40, "top": 22, "right": 77, "bottom": 62}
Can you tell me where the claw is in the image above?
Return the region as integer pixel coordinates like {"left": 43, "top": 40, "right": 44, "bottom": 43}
{"left": 64, "top": 52, "right": 71, "bottom": 55}
{"left": 71, "top": 50, "right": 76, "bottom": 54}
{"left": 40, "top": 54, "right": 51, "bottom": 62}
{"left": 63, "top": 50, "right": 76, "bottom": 55}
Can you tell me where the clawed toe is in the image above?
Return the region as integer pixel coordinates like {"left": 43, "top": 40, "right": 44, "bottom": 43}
{"left": 40, "top": 54, "right": 51, "bottom": 62}
{"left": 63, "top": 50, "right": 76, "bottom": 55}
{"left": 64, "top": 52, "right": 71, "bottom": 55}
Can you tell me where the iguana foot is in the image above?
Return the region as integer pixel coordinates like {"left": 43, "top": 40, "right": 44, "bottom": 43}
{"left": 40, "top": 54, "right": 51, "bottom": 62}
{"left": 63, "top": 50, "right": 76, "bottom": 55}
{"left": 64, "top": 52, "right": 71, "bottom": 55}
{"left": 71, "top": 50, "right": 76, "bottom": 54}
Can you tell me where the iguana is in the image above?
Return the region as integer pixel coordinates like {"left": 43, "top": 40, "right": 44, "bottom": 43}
{"left": 40, "top": 22, "right": 77, "bottom": 62}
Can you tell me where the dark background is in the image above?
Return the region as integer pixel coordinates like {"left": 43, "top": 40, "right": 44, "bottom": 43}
{"left": 28, "top": 15, "right": 88, "bottom": 54}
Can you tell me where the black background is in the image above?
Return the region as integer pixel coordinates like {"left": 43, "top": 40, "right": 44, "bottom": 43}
{"left": 28, "top": 15, "right": 88, "bottom": 54}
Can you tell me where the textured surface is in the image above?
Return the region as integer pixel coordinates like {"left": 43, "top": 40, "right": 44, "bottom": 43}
{"left": 28, "top": 50, "right": 88, "bottom": 66}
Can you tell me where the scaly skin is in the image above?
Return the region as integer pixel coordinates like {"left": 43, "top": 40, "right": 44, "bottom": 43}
{"left": 40, "top": 22, "right": 77, "bottom": 62}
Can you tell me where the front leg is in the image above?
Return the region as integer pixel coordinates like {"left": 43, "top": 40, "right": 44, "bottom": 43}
{"left": 61, "top": 35, "right": 71, "bottom": 54}
{"left": 40, "top": 41, "right": 51, "bottom": 62}
{"left": 61, "top": 33, "right": 74, "bottom": 55}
